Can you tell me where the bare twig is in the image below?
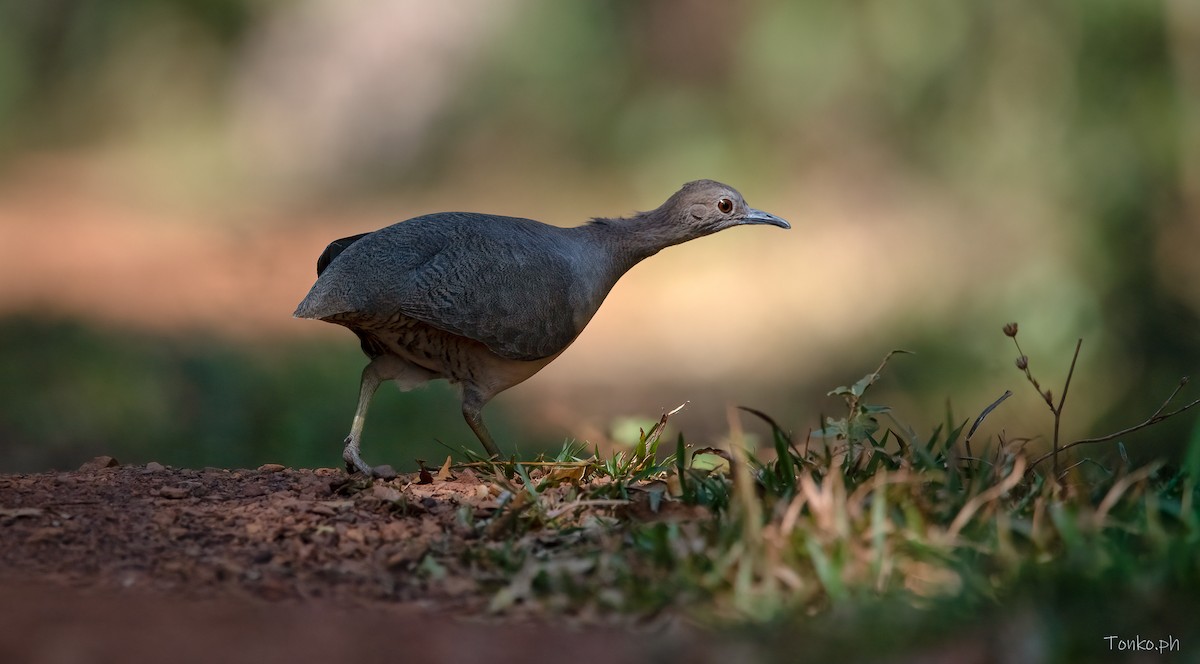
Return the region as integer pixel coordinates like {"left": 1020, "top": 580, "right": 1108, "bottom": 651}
{"left": 1051, "top": 339, "right": 1084, "bottom": 482}
{"left": 1029, "top": 378, "right": 1200, "bottom": 472}
{"left": 1006, "top": 325, "right": 1083, "bottom": 485}
{"left": 1056, "top": 457, "right": 1110, "bottom": 482}
{"left": 1056, "top": 397, "right": 1200, "bottom": 453}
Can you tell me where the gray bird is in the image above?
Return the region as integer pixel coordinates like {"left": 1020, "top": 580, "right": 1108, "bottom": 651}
{"left": 294, "top": 179, "right": 789, "bottom": 475}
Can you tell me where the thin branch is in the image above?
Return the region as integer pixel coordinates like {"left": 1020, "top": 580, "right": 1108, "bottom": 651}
{"left": 1059, "top": 398, "right": 1200, "bottom": 453}
{"left": 1056, "top": 457, "right": 1110, "bottom": 482}
{"left": 1029, "top": 380, "right": 1200, "bottom": 472}
{"left": 1011, "top": 335, "right": 1050, "bottom": 409}
{"left": 1055, "top": 339, "right": 1083, "bottom": 414}
{"left": 1144, "top": 378, "right": 1187, "bottom": 421}
{"left": 1051, "top": 339, "right": 1084, "bottom": 482}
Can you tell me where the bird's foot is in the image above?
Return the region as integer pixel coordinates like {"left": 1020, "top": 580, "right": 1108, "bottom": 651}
{"left": 341, "top": 440, "right": 398, "bottom": 480}
{"left": 342, "top": 439, "right": 374, "bottom": 476}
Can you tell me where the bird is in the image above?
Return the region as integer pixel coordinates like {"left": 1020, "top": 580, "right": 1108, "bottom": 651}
{"left": 294, "top": 179, "right": 789, "bottom": 475}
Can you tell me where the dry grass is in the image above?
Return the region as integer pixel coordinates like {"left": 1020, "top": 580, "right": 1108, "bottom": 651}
{"left": 415, "top": 328, "right": 1200, "bottom": 655}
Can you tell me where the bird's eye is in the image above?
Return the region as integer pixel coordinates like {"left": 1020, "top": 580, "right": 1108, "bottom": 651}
{"left": 717, "top": 197, "right": 733, "bottom": 214}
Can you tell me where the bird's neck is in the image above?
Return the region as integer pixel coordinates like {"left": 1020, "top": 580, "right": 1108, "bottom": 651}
{"left": 581, "top": 210, "right": 687, "bottom": 270}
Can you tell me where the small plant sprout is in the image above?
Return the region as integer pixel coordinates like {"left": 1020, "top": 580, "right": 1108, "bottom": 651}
{"left": 1004, "top": 322, "right": 1081, "bottom": 484}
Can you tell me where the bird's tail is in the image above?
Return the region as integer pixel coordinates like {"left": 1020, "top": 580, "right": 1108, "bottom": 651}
{"left": 293, "top": 284, "right": 342, "bottom": 320}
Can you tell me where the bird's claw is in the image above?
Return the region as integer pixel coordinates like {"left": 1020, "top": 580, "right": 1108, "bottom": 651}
{"left": 342, "top": 440, "right": 374, "bottom": 476}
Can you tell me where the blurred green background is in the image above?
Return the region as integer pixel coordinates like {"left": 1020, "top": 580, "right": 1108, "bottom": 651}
{"left": 1, "top": 0, "right": 1198, "bottom": 473}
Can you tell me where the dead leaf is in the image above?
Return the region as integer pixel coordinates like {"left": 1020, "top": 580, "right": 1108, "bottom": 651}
{"left": 538, "top": 465, "right": 586, "bottom": 488}
{"left": 435, "top": 455, "right": 455, "bottom": 482}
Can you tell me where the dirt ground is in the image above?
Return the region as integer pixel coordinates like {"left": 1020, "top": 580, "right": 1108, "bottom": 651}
{"left": 0, "top": 458, "right": 736, "bottom": 664}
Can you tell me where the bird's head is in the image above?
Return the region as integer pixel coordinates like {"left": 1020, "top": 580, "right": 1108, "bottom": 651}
{"left": 588, "top": 180, "right": 789, "bottom": 260}
{"left": 658, "top": 179, "right": 790, "bottom": 241}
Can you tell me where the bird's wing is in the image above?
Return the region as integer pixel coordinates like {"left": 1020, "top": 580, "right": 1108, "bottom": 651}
{"left": 299, "top": 213, "right": 588, "bottom": 362}
{"left": 316, "top": 232, "right": 372, "bottom": 276}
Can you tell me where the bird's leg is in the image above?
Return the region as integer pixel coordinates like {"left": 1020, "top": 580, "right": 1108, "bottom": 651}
{"left": 461, "top": 389, "right": 501, "bottom": 458}
{"left": 343, "top": 361, "right": 385, "bottom": 475}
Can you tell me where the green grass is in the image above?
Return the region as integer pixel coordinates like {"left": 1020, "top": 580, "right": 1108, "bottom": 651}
{"left": 6, "top": 317, "right": 1199, "bottom": 657}
{"left": 445, "top": 327, "right": 1200, "bottom": 659}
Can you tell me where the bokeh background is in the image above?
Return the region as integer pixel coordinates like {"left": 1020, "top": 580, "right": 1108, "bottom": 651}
{"left": 2, "top": 0, "right": 1198, "bottom": 473}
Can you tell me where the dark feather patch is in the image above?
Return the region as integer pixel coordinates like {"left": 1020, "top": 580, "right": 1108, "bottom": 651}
{"left": 317, "top": 232, "right": 372, "bottom": 276}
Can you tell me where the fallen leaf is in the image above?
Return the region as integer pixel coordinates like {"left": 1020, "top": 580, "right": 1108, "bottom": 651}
{"left": 435, "top": 456, "right": 455, "bottom": 482}
{"left": 539, "top": 465, "right": 586, "bottom": 488}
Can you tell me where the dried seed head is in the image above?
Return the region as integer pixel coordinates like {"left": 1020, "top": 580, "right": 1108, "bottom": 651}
{"left": 1003, "top": 322, "right": 1019, "bottom": 337}
{"left": 1044, "top": 389, "right": 1053, "bottom": 403}
{"left": 1015, "top": 355, "right": 1029, "bottom": 370}
{"left": 1182, "top": 376, "right": 1191, "bottom": 386}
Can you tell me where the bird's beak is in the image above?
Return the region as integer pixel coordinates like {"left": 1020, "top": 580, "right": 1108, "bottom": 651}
{"left": 740, "top": 208, "right": 790, "bottom": 229}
